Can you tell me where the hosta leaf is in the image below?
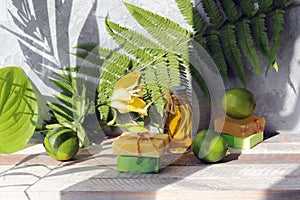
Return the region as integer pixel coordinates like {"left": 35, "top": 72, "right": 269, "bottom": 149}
{"left": 0, "top": 66, "right": 38, "bottom": 154}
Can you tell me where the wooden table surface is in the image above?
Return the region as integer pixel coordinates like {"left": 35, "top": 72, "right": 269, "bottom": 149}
{"left": 1, "top": 133, "right": 300, "bottom": 200}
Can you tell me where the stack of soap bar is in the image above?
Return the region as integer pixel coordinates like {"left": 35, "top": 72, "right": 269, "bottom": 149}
{"left": 222, "top": 131, "right": 264, "bottom": 149}
{"left": 214, "top": 115, "right": 265, "bottom": 149}
{"left": 117, "top": 155, "right": 160, "bottom": 173}
{"left": 112, "top": 132, "right": 169, "bottom": 173}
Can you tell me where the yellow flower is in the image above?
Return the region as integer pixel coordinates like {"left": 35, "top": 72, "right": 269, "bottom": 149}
{"left": 110, "top": 72, "right": 147, "bottom": 115}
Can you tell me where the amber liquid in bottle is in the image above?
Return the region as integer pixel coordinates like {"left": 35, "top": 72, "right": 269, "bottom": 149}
{"left": 163, "top": 86, "right": 192, "bottom": 153}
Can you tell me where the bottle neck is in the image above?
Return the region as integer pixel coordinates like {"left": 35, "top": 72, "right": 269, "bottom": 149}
{"left": 172, "top": 94, "right": 189, "bottom": 105}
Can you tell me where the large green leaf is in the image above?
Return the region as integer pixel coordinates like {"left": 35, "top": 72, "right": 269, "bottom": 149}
{"left": 0, "top": 66, "right": 38, "bottom": 154}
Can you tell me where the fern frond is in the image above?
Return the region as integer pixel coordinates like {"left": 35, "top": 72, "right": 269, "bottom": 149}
{"left": 251, "top": 14, "right": 270, "bottom": 56}
{"left": 274, "top": 0, "right": 292, "bottom": 7}
{"left": 141, "top": 66, "right": 165, "bottom": 112}
{"left": 266, "top": 9, "right": 285, "bottom": 74}
{"left": 236, "top": 0, "right": 258, "bottom": 17}
{"left": 257, "top": 0, "right": 274, "bottom": 11}
{"left": 184, "top": 58, "right": 210, "bottom": 99}
{"left": 105, "top": 18, "right": 160, "bottom": 52}
{"left": 124, "top": 2, "right": 191, "bottom": 50}
{"left": 220, "top": 0, "right": 241, "bottom": 22}
{"left": 174, "top": 0, "right": 207, "bottom": 33}
{"left": 205, "top": 33, "right": 228, "bottom": 80}
{"left": 201, "top": 0, "right": 225, "bottom": 26}
{"left": 236, "top": 19, "right": 261, "bottom": 77}
{"left": 220, "top": 25, "right": 247, "bottom": 87}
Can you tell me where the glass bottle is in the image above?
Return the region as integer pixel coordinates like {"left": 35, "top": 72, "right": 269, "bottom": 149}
{"left": 163, "top": 86, "right": 192, "bottom": 153}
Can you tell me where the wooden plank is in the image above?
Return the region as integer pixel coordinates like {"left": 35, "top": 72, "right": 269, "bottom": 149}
{"left": 171, "top": 152, "right": 300, "bottom": 165}
{"left": 59, "top": 176, "right": 300, "bottom": 192}
{"left": 263, "top": 133, "right": 300, "bottom": 143}
{"left": 229, "top": 143, "right": 300, "bottom": 154}
{"left": 59, "top": 190, "right": 300, "bottom": 200}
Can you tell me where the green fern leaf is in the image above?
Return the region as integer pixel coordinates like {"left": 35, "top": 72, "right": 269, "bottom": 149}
{"left": 205, "top": 33, "right": 228, "bottom": 80}
{"left": 236, "top": 0, "right": 258, "bottom": 17}
{"left": 257, "top": 0, "right": 274, "bottom": 11}
{"left": 274, "top": 0, "right": 292, "bottom": 7}
{"left": 141, "top": 66, "right": 165, "bottom": 111}
{"left": 220, "top": 0, "right": 241, "bottom": 22}
{"left": 105, "top": 18, "right": 161, "bottom": 53}
{"left": 174, "top": 0, "right": 207, "bottom": 33}
{"left": 124, "top": 2, "right": 191, "bottom": 50}
{"left": 251, "top": 14, "right": 270, "bottom": 57}
{"left": 185, "top": 59, "right": 210, "bottom": 99}
{"left": 236, "top": 19, "right": 261, "bottom": 77}
{"left": 220, "top": 25, "right": 247, "bottom": 87}
{"left": 266, "top": 9, "right": 285, "bottom": 74}
{"left": 201, "top": 0, "right": 225, "bottom": 26}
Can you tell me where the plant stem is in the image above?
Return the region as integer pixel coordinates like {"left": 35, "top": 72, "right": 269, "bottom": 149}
{"left": 35, "top": 123, "right": 63, "bottom": 132}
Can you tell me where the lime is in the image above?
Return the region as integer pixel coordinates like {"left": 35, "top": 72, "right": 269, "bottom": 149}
{"left": 43, "top": 127, "right": 79, "bottom": 161}
{"left": 221, "top": 88, "right": 256, "bottom": 119}
{"left": 192, "top": 130, "right": 229, "bottom": 163}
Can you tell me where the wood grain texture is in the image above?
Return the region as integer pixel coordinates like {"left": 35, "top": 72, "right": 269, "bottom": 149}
{"left": 1, "top": 133, "right": 300, "bottom": 200}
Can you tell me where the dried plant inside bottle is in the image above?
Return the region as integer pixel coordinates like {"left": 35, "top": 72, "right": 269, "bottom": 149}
{"left": 163, "top": 86, "right": 192, "bottom": 153}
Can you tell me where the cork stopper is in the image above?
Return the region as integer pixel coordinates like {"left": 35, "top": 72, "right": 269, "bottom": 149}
{"left": 170, "top": 86, "right": 187, "bottom": 95}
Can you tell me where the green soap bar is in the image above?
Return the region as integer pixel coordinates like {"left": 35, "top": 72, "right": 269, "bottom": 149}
{"left": 222, "top": 131, "right": 264, "bottom": 149}
{"left": 117, "top": 155, "right": 161, "bottom": 173}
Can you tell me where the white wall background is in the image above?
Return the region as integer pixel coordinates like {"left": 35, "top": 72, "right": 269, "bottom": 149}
{"left": 1, "top": 0, "right": 300, "bottom": 134}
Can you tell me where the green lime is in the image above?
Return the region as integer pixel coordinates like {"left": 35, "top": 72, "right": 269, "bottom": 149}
{"left": 43, "top": 127, "right": 79, "bottom": 161}
{"left": 192, "top": 130, "right": 229, "bottom": 163}
{"left": 221, "top": 88, "right": 256, "bottom": 119}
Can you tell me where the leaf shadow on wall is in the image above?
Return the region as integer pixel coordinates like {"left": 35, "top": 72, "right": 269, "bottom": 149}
{"left": 0, "top": 0, "right": 100, "bottom": 122}
{"left": 0, "top": 0, "right": 99, "bottom": 98}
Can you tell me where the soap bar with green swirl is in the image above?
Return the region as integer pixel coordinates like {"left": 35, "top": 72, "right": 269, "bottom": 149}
{"left": 117, "top": 155, "right": 161, "bottom": 173}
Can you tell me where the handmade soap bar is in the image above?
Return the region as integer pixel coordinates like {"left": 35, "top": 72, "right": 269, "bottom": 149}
{"left": 112, "top": 132, "right": 169, "bottom": 157}
{"left": 117, "top": 155, "right": 161, "bottom": 173}
{"left": 214, "top": 115, "right": 265, "bottom": 138}
{"left": 222, "top": 131, "right": 264, "bottom": 149}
